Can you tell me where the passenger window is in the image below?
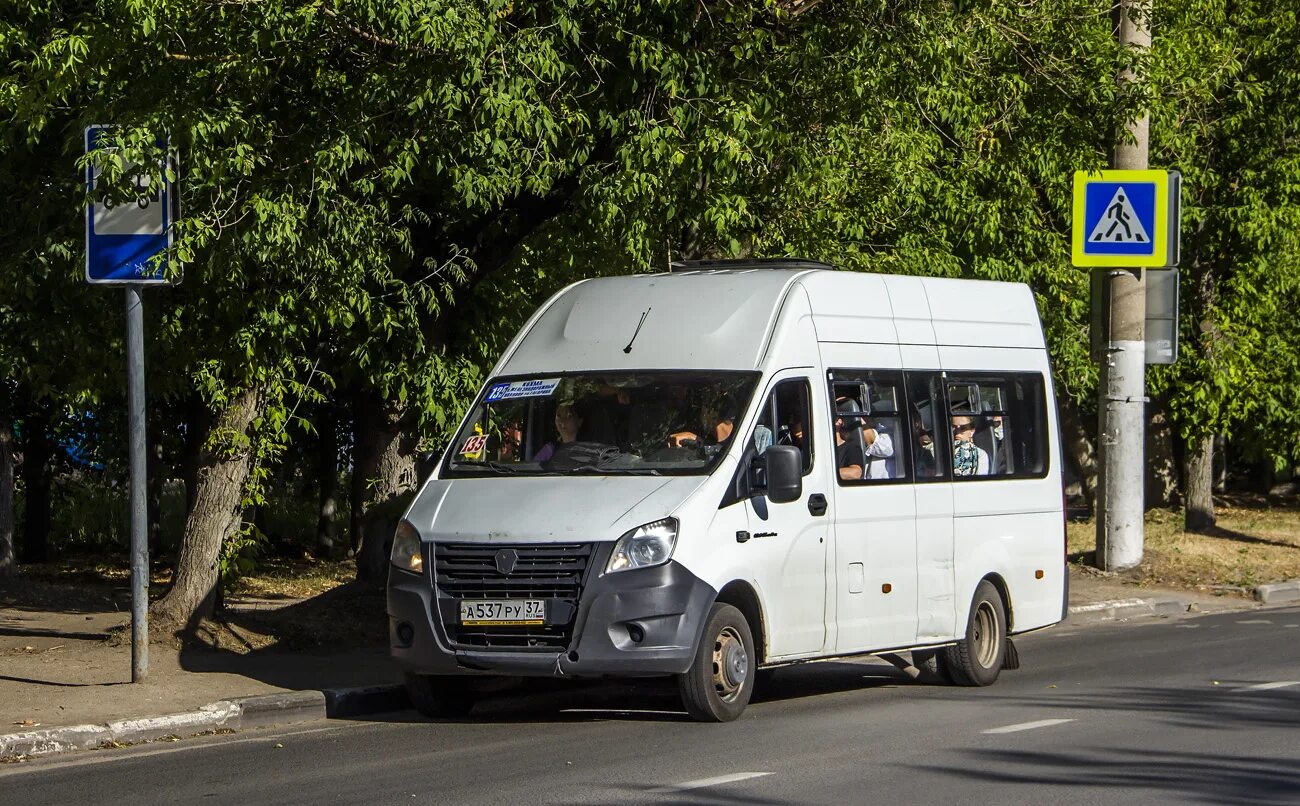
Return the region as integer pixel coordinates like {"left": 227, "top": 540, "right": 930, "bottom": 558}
{"left": 827, "top": 370, "right": 907, "bottom": 484}
{"left": 945, "top": 373, "right": 1048, "bottom": 480}
{"left": 904, "top": 372, "right": 949, "bottom": 481}
{"left": 751, "top": 379, "right": 813, "bottom": 474}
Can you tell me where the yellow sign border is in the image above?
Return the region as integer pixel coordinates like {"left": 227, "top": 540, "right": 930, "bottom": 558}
{"left": 1072, "top": 169, "right": 1169, "bottom": 267}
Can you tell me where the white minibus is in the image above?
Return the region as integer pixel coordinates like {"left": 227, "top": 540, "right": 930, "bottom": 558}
{"left": 387, "top": 260, "right": 1067, "bottom": 721}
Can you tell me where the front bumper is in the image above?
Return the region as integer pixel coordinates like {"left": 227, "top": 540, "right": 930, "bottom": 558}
{"left": 387, "top": 546, "right": 716, "bottom": 678}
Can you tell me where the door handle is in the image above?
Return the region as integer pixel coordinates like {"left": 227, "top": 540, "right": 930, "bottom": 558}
{"left": 807, "top": 493, "right": 828, "bottom": 516}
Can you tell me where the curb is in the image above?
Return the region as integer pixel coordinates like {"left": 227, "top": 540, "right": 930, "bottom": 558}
{"left": 1253, "top": 580, "right": 1300, "bottom": 605}
{"left": 0, "top": 684, "right": 405, "bottom": 763}
{"left": 324, "top": 683, "right": 409, "bottom": 718}
{"left": 1067, "top": 597, "right": 1188, "bottom": 624}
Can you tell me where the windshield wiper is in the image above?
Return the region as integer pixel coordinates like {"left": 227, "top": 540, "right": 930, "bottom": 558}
{"left": 558, "top": 465, "right": 662, "bottom": 476}
{"left": 453, "top": 461, "right": 523, "bottom": 475}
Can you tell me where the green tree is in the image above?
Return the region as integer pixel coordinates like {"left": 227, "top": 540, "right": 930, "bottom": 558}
{"left": 1148, "top": 0, "right": 1300, "bottom": 529}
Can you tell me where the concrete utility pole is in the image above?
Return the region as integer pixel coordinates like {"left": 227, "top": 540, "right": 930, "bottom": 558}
{"left": 1096, "top": 0, "right": 1150, "bottom": 570}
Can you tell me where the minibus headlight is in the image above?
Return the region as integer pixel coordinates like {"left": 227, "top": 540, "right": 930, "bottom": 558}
{"left": 607, "top": 518, "right": 678, "bottom": 573}
{"left": 391, "top": 519, "right": 425, "bottom": 574}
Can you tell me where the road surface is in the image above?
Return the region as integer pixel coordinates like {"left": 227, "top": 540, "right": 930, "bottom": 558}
{"left": 5, "top": 606, "right": 1298, "bottom": 805}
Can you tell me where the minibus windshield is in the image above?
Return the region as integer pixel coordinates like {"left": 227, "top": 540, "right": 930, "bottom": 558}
{"left": 443, "top": 372, "right": 759, "bottom": 477}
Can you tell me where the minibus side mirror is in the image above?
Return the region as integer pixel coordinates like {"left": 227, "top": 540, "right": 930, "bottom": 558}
{"left": 764, "top": 445, "right": 802, "bottom": 504}
{"left": 416, "top": 450, "right": 440, "bottom": 484}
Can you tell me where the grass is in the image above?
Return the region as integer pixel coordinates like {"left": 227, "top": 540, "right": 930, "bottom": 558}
{"left": 1067, "top": 503, "right": 1300, "bottom": 592}
{"left": 12, "top": 556, "right": 355, "bottom": 601}
{"left": 231, "top": 558, "right": 356, "bottom": 600}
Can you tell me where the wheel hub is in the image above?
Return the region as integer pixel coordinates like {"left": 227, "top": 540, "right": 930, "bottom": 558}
{"left": 712, "top": 626, "right": 748, "bottom": 701}
{"left": 974, "top": 601, "right": 1000, "bottom": 668}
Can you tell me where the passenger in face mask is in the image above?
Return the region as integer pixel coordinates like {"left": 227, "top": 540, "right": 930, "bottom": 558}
{"left": 987, "top": 414, "right": 1010, "bottom": 474}
{"left": 916, "top": 429, "right": 937, "bottom": 477}
{"left": 951, "top": 415, "right": 990, "bottom": 476}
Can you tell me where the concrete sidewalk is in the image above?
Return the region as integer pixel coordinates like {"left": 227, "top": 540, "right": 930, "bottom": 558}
{"left": 0, "top": 568, "right": 1282, "bottom": 762}
{"left": 0, "top": 606, "right": 400, "bottom": 732}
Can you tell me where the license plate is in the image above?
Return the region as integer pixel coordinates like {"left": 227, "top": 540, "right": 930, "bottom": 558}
{"left": 459, "top": 599, "right": 546, "bottom": 626}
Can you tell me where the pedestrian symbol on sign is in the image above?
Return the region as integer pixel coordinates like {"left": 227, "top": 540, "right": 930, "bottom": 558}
{"left": 1072, "top": 169, "right": 1179, "bottom": 268}
{"left": 1088, "top": 186, "right": 1149, "bottom": 244}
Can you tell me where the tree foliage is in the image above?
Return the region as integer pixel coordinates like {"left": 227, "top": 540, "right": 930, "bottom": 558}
{"left": 3, "top": 0, "right": 1299, "bottom": 620}
{"left": 1148, "top": 0, "right": 1300, "bottom": 473}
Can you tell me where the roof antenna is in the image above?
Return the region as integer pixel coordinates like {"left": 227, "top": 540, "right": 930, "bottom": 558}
{"left": 623, "top": 307, "right": 651, "bottom": 354}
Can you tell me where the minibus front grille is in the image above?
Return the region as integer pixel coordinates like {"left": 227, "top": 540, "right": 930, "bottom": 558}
{"left": 433, "top": 542, "right": 595, "bottom": 650}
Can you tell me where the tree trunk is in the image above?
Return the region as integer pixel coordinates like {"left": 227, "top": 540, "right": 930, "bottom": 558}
{"left": 150, "top": 389, "right": 261, "bottom": 632}
{"left": 0, "top": 422, "right": 15, "bottom": 577}
{"left": 348, "top": 391, "right": 373, "bottom": 556}
{"left": 1184, "top": 434, "right": 1216, "bottom": 533}
{"left": 147, "top": 429, "right": 164, "bottom": 553}
{"left": 19, "top": 409, "right": 52, "bottom": 564}
{"left": 181, "top": 396, "right": 212, "bottom": 518}
{"left": 315, "top": 412, "right": 339, "bottom": 558}
{"left": 351, "top": 388, "right": 416, "bottom": 583}
{"left": 1145, "top": 396, "right": 1179, "bottom": 509}
{"left": 1057, "top": 397, "right": 1097, "bottom": 514}
{"left": 1213, "top": 435, "right": 1228, "bottom": 493}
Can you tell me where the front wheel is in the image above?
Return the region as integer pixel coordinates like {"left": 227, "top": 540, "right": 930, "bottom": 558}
{"left": 677, "top": 603, "right": 755, "bottom": 722}
{"left": 910, "top": 649, "right": 951, "bottom": 685}
{"left": 942, "top": 580, "right": 1007, "bottom": 687}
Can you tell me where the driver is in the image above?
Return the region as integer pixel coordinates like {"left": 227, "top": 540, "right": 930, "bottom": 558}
{"left": 667, "top": 395, "right": 737, "bottom": 455}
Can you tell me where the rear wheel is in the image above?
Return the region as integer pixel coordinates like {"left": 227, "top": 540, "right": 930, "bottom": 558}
{"left": 405, "top": 673, "right": 477, "bottom": 718}
{"left": 943, "top": 580, "right": 1007, "bottom": 687}
{"left": 677, "top": 603, "right": 755, "bottom": 722}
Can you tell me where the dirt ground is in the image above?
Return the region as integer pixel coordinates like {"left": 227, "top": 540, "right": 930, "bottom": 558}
{"left": 1067, "top": 502, "right": 1300, "bottom": 593}
{"left": 0, "top": 574, "right": 395, "bottom": 730}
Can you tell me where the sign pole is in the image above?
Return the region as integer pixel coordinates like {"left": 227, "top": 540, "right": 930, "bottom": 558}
{"left": 1096, "top": 0, "right": 1151, "bottom": 571}
{"left": 125, "top": 285, "right": 149, "bottom": 681}
{"left": 86, "top": 125, "right": 175, "bottom": 682}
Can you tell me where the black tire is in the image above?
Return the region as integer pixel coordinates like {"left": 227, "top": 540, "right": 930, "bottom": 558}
{"left": 910, "top": 648, "right": 952, "bottom": 685}
{"left": 677, "top": 603, "right": 755, "bottom": 722}
{"left": 405, "top": 673, "right": 477, "bottom": 718}
{"left": 942, "top": 580, "right": 1007, "bottom": 687}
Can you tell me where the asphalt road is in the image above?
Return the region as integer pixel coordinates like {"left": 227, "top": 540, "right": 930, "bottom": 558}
{"left": 5, "top": 607, "right": 1299, "bottom": 805}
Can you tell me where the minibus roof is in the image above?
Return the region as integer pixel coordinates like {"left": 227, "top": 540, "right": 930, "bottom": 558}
{"left": 495, "top": 269, "right": 1043, "bottom": 375}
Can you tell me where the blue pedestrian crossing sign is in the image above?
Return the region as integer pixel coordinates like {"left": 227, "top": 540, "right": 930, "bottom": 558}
{"left": 84, "top": 125, "right": 176, "bottom": 285}
{"left": 1072, "top": 169, "right": 1180, "bottom": 268}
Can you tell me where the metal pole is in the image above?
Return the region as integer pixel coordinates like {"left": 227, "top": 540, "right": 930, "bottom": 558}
{"left": 1096, "top": 0, "right": 1150, "bottom": 571}
{"left": 125, "top": 285, "right": 149, "bottom": 681}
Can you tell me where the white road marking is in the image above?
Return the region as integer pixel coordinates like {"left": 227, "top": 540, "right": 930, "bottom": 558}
{"left": 982, "top": 718, "right": 1075, "bottom": 735}
{"left": 649, "top": 772, "right": 772, "bottom": 794}
{"left": 1236, "top": 681, "right": 1300, "bottom": 692}
{"left": 1236, "top": 619, "right": 1273, "bottom": 624}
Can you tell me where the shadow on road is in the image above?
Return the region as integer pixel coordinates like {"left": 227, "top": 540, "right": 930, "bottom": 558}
{"left": 167, "top": 573, "right": 920, "bottom": 725}
{"left": 913, "top": 747, "right": 1300, "bottom": 805}
{"left": 168, "top": 581, "right": 396, "bottom": 693}
{"left": 998, "top": 684, "right": 1300, "bottom": 731}
{"left": 906, "top": 685, "right": 1300, "bottom": 804}
{"left": 338, "top": 660, "right": 912, "bottom": 726}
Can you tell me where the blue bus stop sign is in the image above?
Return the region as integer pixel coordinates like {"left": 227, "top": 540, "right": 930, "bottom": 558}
{"left": 84, "top": 126, "right": 174, "bottom": 285}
